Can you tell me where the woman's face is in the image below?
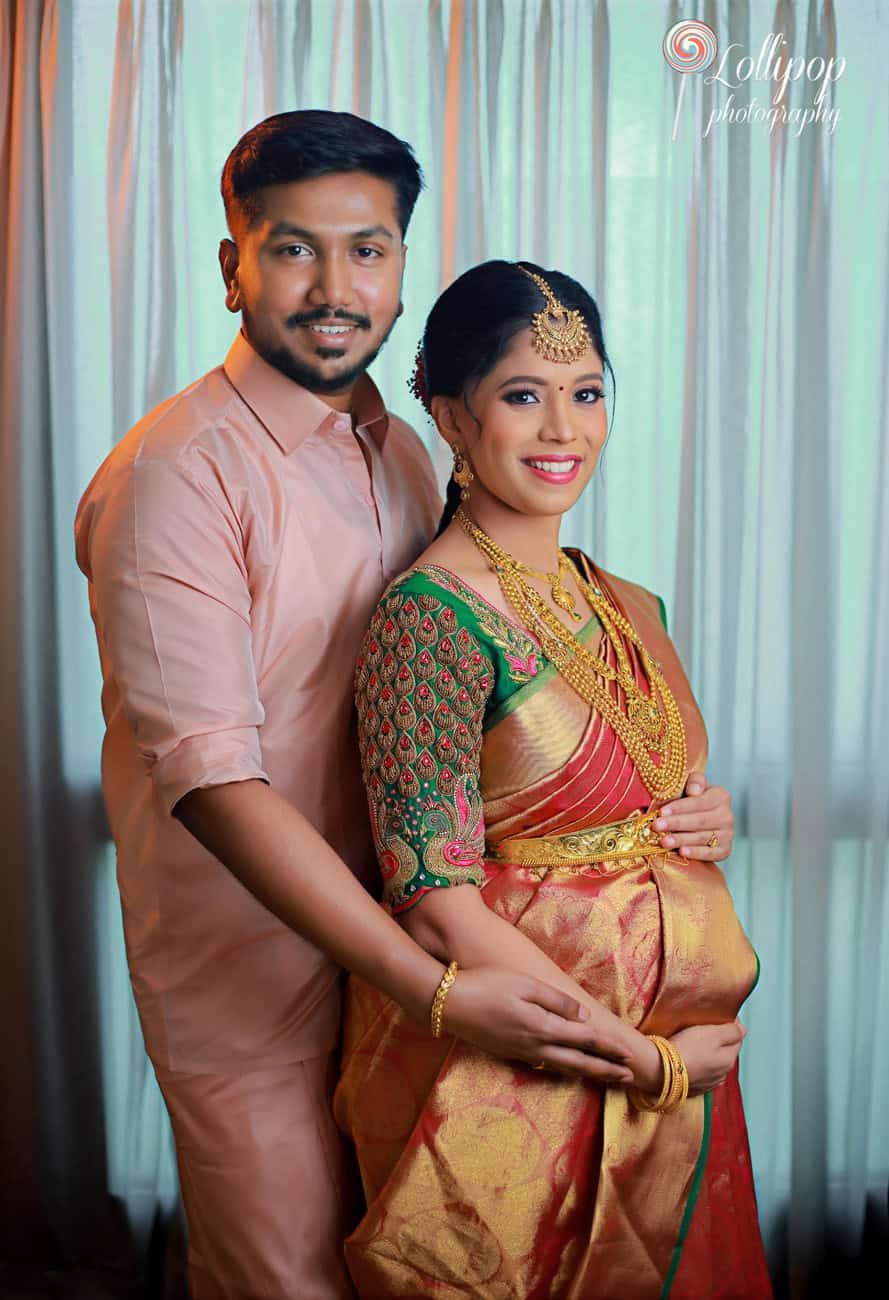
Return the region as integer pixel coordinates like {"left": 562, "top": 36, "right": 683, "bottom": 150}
{"left": 444, "top": 329, "right": 608, "bottom": 519}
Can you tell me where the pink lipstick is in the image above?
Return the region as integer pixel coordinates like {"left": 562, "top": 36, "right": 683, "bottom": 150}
{"left": 522, "top": 455, "right": 582, "bottom": 484}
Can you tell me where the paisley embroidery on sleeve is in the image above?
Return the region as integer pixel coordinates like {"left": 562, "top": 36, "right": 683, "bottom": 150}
{"left": 412, "top": 565, "right": 541, "bottom": 685}
{"left": 356, "top": 587, "right": 495, "bottom": 914}
{"left": 368, "top": 776, "right": 485, "bottom": 912}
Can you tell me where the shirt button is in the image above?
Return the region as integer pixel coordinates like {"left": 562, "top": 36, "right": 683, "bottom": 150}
{"left": 334, "top": 416, "right": 350, "bottom": 432}
{"left": 364, "top": 493, "right": 375, "bottom": 507}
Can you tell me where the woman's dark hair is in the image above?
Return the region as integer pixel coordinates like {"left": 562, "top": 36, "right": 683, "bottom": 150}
{"left": 418, "top": 260, "right": 615, "bottom": 535}
{"left": 221, "top": 110, "right": 424, "bottom": 237}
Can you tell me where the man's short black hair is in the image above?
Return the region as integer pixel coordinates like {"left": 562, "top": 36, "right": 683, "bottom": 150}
{"left": 221, "top": 110, "right": 424, "bottom": 238}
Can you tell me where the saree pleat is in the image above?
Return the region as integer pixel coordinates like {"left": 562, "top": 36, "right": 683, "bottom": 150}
{"left": 336, "top": 566, "right": 771, "bottom": 1298}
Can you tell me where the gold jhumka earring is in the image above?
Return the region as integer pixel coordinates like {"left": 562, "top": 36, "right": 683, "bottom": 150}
{"left": 452, "top": 448, "right": 474, "bottom": 501}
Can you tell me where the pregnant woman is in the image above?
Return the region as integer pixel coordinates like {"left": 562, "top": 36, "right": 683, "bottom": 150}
{"left": 335, "top": 261, "right": 772, "bottom": 1299}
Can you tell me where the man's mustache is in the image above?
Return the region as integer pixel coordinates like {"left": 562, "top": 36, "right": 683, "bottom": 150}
{"left": 286, "top": 308, "right": 371, "bottom": 330}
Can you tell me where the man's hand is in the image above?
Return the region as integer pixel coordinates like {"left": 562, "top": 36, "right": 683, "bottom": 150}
{"left": 653, "top": 771, "right": 735, "bottom": 862}
{"left": 443, "top": 967, "right": 634, "bottom": 1084}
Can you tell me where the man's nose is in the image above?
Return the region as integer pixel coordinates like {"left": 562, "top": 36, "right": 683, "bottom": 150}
{"left": 306, "top": 256, "right": 354, "bottom": 309}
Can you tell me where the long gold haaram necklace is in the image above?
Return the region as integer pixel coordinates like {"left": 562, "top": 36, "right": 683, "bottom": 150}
{"left": 456, "top": 506, "right": 687, "bottom": 800}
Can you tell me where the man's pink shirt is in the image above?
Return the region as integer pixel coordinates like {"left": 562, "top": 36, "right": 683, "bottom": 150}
{"left": 76, "top": 332, "right": 441, "bottom": 1072}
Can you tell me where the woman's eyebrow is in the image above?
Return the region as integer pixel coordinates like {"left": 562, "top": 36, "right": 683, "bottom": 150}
{"left": 496, "top": 374, "right": 547, "bottom": 390}
{"left": 496, "top": 371, "right": 604, "bottom": 390}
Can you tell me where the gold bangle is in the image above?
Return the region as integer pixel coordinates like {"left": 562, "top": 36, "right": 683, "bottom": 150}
{"left": 660, "top": 1039, "right": 687, "bottom": 1113}
{"left": 674, "top": 1040, "right": 689, "bottom": 1108}
{"left": 628, "top": 1036, "right": 689, "bottom": 1114}
{"left": 628, "top": 1035, "right": 673, "bottom": 1112}
{"left": 430, "top": 961, "right": 459, "bottom": 1038}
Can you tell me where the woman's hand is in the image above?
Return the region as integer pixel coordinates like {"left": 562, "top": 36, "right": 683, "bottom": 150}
{"left": 670, "top": 1021, "right": 746, "bottom": 1096}
{"left": 444, "top": 967, "right": 635, "bottom": 1085}
{"left": 653, "top": 771, "right": 735, "bottom": 862}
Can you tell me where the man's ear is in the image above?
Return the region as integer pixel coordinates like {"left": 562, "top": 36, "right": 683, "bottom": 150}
{"left": 219, "top": 239, "right": 241, "bottom": 313}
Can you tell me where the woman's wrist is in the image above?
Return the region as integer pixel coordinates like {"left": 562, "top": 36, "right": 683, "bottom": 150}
{"left": 628, "top": 1033, "right": 664, "bottom": 1094}
{"left": 582, "top": 1008, "right": 663, "bottom": 1093}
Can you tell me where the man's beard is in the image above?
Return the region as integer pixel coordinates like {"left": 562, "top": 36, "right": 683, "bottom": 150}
{"left": 243, "top": 306, "right": 399, "bottom": 396}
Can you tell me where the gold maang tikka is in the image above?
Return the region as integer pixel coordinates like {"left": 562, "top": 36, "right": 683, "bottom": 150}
{"left": 518, "top": 266, "right": 591, "bottom": 363}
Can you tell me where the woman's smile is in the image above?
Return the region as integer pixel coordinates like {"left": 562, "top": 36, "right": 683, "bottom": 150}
{"left": 522, "top": 454, "right": 583, "bottom": 484}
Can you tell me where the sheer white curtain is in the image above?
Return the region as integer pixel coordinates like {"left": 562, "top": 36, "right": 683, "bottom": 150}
{"left": 4, "top": 0, "right": 888, "bottom": 1293}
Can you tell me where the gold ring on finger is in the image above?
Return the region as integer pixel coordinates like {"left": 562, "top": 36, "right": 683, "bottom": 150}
{"left": 707, "top": 831, "right": 720, "bottom": 849}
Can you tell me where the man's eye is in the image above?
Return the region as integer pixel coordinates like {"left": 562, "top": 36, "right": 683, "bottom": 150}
{"left": 280, "top": 244, "right": 309, "bottom": 257}
{"left": 503, "top": 390, "right": 538, "bottom": 404}
{"left": 576, "top": 388, "right": 604, "bottom": 404}
{"left": 354, "top": 247, "right": 382, "bottom": 259}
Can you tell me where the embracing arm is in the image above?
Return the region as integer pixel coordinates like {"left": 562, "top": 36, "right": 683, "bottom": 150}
{"left": 177, "top": 780, "right": 445, "bottom": 1023}
{"left": 401, "top": 883, "right": 662, "bottom": 1091}
{"left": 176, "top": 781, "right": 634, "bottom": 1078}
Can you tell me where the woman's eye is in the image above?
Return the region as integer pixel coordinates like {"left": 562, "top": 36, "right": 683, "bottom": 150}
{"left": 575, "top": 387, "right": 604, "bottom": 404}
{"left": 503, "top": 389, "right": 539, "bottom": 405}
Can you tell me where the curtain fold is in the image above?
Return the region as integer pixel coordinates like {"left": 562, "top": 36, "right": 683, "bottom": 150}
{"left": 104, "top": 0, "right": 186, "bottom": 1249}
{"left": 1, "top": 0, "right": 116, "bottom": 1275}
{"left": 788, "top": 6, "right": 833, "bottom": 1289}
{"left": 2, "top": 1, "right": 887, "bottom": 1293}
{"left": 0, "top": 1, "right": 56, "bottom": 1256}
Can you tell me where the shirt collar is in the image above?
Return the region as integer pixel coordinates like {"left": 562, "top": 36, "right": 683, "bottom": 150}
{"left": 223, "top": 331, "right": 391, "bottom": 454}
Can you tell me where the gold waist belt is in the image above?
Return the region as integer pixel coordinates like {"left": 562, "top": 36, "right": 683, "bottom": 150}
{"left": 487, "top": 810, "right": 661, "bottom": 870}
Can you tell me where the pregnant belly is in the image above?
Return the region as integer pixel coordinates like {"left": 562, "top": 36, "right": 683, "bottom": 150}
{"left": 481, "top": 853, "right": 758, "bottom": 1032}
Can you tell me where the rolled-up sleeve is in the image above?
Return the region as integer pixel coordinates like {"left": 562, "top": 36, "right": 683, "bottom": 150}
{"left": 82, "top": 450, "right": 269, "bottom": 812}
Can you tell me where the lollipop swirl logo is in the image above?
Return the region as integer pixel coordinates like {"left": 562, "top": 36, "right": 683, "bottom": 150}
{"left": 663, "top": 20, "right": 718, "bottom": 74}
{"left": 663, "top": 20, "right": 718, "bottom": 139}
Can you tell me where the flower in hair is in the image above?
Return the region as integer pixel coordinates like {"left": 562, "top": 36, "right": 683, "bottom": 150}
{"left": 408, "top": 343, "right": 432, "bottom": 415}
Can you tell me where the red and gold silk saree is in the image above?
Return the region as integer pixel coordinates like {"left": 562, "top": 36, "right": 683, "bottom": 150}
{"left": 335, "top": 561, "right": 772, "bottom": 1299}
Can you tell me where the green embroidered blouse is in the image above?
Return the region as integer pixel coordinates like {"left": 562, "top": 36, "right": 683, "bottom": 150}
{"left": 354, "top": 563, "right": 602, "bottom": 914}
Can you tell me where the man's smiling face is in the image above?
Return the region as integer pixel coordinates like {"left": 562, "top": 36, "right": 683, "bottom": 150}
{"left": 220, "top": 171, "right": 406, "bottom": 407}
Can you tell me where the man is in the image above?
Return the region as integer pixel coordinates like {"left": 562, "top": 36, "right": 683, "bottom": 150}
{"left": 75, "top": 111, "right": 632, "bottom": 1299}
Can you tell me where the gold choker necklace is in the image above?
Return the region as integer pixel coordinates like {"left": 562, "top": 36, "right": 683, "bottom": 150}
{"left": 456, "top": 508, "right": 687, "bottom": 799}
{"left": 509, "top": 552, "right": 583, "bottom": 622}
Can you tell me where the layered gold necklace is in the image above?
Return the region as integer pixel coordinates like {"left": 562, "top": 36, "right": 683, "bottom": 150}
{"left": 456, "top": 507, "right": 687, "bottom": 799}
